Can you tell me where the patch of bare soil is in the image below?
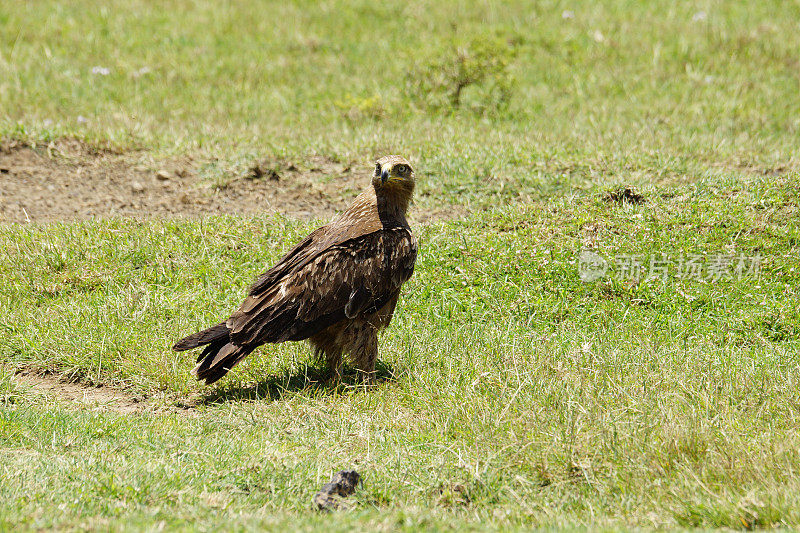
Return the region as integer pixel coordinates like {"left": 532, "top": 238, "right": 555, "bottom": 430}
{"left": 12, "top": 371, "right": 147, "bottom": 414}
{"left": 10, "top": 370, "right": 202, "bottom": 416}
{"left": 0, "top": 139, "right": 367, "bottom": 224}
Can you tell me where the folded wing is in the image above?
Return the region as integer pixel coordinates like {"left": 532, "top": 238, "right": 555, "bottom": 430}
{"left": 228, "top": 227, "right": 416, "bottom": 346}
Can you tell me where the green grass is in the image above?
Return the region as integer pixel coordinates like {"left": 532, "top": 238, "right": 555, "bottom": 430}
{"left": 3, "top": 0, "right": 800, "bottom": 530}
{"left": 2, "top": 173, "right": 799, "bottom": 530}
{"left": 2, "top": 0, "right": 799, "bottom": 208}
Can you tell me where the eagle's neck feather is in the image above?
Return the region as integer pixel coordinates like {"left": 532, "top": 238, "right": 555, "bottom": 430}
{"left": 375, "top": 183, "right": 413, "bottom": 221}
{"left": 336, "top": 185, "right": 412, "bottom": 226}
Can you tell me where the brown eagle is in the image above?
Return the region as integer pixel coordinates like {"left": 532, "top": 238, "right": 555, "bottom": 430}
{"left": 173, "top": 155, "right": 417, "bottom": 385}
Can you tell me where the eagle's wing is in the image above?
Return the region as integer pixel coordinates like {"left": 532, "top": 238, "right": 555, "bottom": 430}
{"left": 247, "top": 226, "right": 328, "bottom": 295}
{"left": 228, "top": 226, "right": 416, "bottom": 346}
{"left": 248, "top": 213, "right": 384, "bottom": 296}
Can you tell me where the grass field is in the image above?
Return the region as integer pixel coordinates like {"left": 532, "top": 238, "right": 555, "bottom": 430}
{"left": 2, "top": 0, "right": 800, "bottom": 530}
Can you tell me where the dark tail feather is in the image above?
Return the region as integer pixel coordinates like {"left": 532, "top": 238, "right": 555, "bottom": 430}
{"left": 173, "top": 322, "right": 230, "bottom": 351}
{"left": 192, "top": 341, "right": 255, "bottom": 385}
{"left": 174, "top": 322, "right": 254, "bottom": 385}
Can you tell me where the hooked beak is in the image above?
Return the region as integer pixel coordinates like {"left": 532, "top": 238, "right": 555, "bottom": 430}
{"left": 380, "top": 169, "right": 389, "bottom": 183}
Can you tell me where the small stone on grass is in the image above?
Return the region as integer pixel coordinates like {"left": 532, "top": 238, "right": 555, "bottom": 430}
{"left": 313, "top": 470, "right": 361, "bottom": 511}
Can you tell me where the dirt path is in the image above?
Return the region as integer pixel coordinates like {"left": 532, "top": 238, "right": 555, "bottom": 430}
{"left": 10, "top": 370, "right": 205, "bottom": 416}
{"left": 12, "top": 371, "right": 148, "bottom": 414}
{"left": 0, "top": 139, "right": 363, "bottom": 223}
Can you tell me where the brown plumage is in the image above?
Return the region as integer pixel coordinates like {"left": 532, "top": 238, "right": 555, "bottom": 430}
{"left": 173, "top": 155, "right": 417, "bottom": 385}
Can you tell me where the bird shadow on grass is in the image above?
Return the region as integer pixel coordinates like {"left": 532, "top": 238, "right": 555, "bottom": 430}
{"left": 195, "top": 360, "right": 397, "bottom": 405}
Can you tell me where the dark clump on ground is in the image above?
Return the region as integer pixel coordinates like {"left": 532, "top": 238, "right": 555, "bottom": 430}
{"left": 313, "top": 470, "right": 361, "bottom": 511}
{"left": 601, "top": 186, "right": 646, "bottom": 205}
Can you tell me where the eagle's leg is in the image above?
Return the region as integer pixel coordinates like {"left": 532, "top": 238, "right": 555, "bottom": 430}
{"left": 351, "top": 326, "right": 379, "bottom": 384}
{"left": 310, "top": 339, "right": 342, "bottom": 385}
{"left": 325, "top": 348, "right": 343, "bottom": 384}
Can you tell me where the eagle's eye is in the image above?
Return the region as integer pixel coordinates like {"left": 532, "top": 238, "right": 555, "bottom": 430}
{"left": 375, "top": 163, "right": 382, "bottom": 176}
{"left": 396, "top": 164, "right": 407, "bottom": 175}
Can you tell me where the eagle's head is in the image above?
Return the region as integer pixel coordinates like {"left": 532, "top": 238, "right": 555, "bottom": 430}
{"left": 373, "top": 155, "right": 415, "bottom": 194}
